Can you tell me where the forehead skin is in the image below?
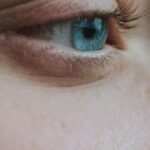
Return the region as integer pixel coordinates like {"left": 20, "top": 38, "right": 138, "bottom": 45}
{"left": 0, "top": 0, "right": 150, "bottom": 150}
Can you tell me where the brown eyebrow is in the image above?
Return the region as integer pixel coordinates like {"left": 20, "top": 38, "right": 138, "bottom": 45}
{"left": 0, "top": 0, "right": 118, "bottom": 32}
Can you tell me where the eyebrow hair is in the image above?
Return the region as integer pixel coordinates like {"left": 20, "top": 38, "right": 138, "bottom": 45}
{"left": 0, "top": 0, "right": 118, "bottom": 32}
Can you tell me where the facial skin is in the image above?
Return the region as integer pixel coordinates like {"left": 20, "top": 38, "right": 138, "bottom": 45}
{"left": 0, "top": 0, "right": 150, "bottom": 150}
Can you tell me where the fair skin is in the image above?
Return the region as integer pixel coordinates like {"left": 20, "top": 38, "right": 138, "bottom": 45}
{"left": 0, "top": 0, "right": 150, "bottom": 150}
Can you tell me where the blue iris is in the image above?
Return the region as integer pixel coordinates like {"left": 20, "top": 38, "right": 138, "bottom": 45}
{"left": 72, "top": 18, "right": 108, "bottom": 51}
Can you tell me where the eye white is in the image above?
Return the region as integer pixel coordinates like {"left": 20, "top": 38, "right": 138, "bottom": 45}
{"left": 51, "top": 22, "right": 72, "bottom": 47}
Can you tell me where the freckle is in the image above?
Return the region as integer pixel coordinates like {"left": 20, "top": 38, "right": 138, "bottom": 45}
{"left": 44, "top": 43, "right": 54, "bottom": 50}
{"left": 147, "top": 88, "right": 150, "bottom": 93}
{"left": 146, "top": 87, "right": 150, "bottom": 98}
{"left": 50, "top": 44, "right": 54, "bottom": 49}
{"left": 60, "top": 121, "right": 71, "bottom": 134}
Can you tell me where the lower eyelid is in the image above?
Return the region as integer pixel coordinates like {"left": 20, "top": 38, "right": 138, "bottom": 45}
{"left": 0, "top": 33, "right": 125, "bottom": 86}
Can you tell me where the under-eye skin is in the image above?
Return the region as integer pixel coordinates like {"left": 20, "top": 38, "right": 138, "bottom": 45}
{"left": 0, "top": 0, "right": 140, "bottom": 86}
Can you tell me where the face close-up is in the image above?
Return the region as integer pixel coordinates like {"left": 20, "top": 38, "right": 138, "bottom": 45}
{"left": 0, "top": 0, "right": 150, "bottom": 150}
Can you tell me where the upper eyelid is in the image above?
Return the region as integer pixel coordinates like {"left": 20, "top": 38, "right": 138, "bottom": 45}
{"left": 0, "top": 0, "right": 118, "bottom": 32}
{"left": 0, "top": 0, "right": 31, "bottom": 10}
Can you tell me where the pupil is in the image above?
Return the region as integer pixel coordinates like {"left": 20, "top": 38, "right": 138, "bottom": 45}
{"left": 83, "top": 27, "right": 96, "bottom": 39}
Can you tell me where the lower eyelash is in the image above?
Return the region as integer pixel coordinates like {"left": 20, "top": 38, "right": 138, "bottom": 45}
{"left": 114, "top": 0, "right": 142, "bottom": 30}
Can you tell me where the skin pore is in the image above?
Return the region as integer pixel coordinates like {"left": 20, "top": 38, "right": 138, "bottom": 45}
{"left": 0, "top": 0, "right": 150, "bottom": 150}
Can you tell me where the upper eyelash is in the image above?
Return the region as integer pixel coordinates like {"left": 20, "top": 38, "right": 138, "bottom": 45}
{"left": 14, "top": 0, "right": 141, "bottom": 33}
{"left": 64, "top": 0, "right": 141, "bottom": 30}
{"left": 113, "top": 0, "right": 142, "bottom": 29}
{"left": 42, "top": 0, "right": 141, "bottom": 30}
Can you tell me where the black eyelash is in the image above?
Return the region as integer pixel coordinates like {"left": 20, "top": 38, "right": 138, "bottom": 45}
{"left": 114, "top": 0, "right": 142, "bottom": 29}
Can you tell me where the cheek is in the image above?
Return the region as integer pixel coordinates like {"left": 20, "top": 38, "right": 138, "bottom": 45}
{"left": 0, "top": 72, "right": 149, "bottom": 150}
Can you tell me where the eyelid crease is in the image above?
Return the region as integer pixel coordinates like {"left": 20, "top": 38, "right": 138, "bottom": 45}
{"left": 0, "top": 0, "right": 118, "bottom": 32}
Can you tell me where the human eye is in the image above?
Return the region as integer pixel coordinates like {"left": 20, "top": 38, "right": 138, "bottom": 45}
{"left": 0, "top": 0, "right": 140, "bottom": 86}
{"left": 72, "top": 18, "right": 107, "bottom": 51}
